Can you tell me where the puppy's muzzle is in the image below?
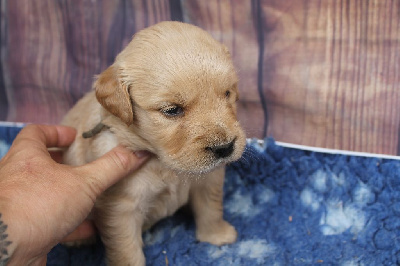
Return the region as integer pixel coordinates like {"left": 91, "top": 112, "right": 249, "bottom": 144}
{"left": 206, "top": 138, "right": 236, "bottom": 159}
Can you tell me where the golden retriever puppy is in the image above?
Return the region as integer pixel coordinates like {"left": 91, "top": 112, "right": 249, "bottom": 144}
{"left": 62, "top": 21, "right": 246, "bottom": 266}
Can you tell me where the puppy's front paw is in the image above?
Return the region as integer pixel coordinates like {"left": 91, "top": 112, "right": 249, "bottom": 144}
{"left": 196, "top": 220, "right": 237, "bottom": 246}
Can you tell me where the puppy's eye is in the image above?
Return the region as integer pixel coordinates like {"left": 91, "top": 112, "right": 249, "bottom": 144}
{"left": 161, "top": 106, "right": 184, "bottom": 117}
{"left": 225, "top": 90, "right": 231, "bottom": 98}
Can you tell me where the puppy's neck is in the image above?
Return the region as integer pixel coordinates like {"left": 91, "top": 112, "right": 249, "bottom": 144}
{"left": 100, "top": 110, "right": 154, "bottom": 153}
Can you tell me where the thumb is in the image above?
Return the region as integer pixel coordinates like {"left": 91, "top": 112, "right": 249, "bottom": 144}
{"left": 77, "top": 146, "right": 150, "bottom": 196}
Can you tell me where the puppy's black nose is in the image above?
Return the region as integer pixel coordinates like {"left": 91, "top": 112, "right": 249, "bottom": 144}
{"left": 206, "top": 139, "right": 235, "bottom": 159}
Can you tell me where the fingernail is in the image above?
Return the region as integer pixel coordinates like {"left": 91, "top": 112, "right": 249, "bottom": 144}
{"left": 134, "top": 150, "right": 151, "bottom": 158}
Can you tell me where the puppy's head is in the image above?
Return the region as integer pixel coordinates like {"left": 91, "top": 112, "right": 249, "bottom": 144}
{"left": 95, "top": 21, "right": 245, "bottom": 173}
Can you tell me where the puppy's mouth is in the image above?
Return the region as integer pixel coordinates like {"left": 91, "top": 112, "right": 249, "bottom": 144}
{"left": 159, "top": 136, "right": 244, "bottom": 175}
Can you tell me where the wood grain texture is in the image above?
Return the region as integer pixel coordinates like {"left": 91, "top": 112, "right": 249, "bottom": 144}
{"left": 2, "top": 0, "right": 170, "bottom": 123}
{"left": 259, "top": 0, "right": 400, "bottom": 154}
{"left": 1, "top": 0, "right": 400, "bottom": 155}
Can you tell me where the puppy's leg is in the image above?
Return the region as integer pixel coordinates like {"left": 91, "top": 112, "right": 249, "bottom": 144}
{"left": 190, "top": 167, "right": 237, "bottom": 245}
{"left": 94, "top": 205, "right": 145, "bottom": 266}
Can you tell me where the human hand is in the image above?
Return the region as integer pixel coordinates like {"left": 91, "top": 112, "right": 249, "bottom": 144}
{"left": 0, "top": 124, "right": 150, "bottom": 265}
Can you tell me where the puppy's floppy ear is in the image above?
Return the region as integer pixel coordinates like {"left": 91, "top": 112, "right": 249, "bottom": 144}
{"left": 94, "top": 65, "right": 134, "bottom": 125}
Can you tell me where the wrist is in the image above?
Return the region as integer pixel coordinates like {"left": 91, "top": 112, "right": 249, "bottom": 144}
{"left": 0, "top": 200, "right": 16, "bottom": 265}
{"left": 0, "top": 198, "right": 32, "bottom": 266}
{"left": 0, "top": 194, "right": 51, "bottom": 266}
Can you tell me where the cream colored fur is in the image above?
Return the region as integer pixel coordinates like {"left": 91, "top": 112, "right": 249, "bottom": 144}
{"left": 62, "top": 21, "right": 246, "bottom": 266}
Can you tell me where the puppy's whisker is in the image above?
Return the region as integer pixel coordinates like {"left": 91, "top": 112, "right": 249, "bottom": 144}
{"left": 236, "top": 147, "right": 262, "bottom": 166}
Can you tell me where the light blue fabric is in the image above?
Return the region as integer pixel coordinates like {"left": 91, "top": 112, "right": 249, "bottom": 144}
{"left": 0, "top": 124, "right": 22, "bottom": 159}
{"left": 0, "top": 140, "right": 10, "bottom": 159}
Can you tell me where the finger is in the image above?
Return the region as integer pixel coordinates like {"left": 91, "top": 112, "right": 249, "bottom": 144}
{"left": 49, "top": 149, "right": 64, "bottom": 163}
{"left": 61, "top": 220, "right": 96, "bottom": 243}
{"left": 78, "top": 146, "right": 151, "bottom": 196}
{"left": 29, "top": 255, "right": 47, "bottom": 266}
{"left": 16, "top": 124, "right": 76, "bottom": 149}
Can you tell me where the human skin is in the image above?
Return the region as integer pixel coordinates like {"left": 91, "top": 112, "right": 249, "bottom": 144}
{"left": 0, "top": 124, "right": 149, "bottom": 265}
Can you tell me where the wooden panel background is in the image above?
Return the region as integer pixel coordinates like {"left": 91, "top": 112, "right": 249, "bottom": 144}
{"left": 1, "top": 0, "right": 400, "bottom": 155}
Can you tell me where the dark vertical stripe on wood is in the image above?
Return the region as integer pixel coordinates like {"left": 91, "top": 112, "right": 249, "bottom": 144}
{"left": 229, "top": 0, "right": 236, "bottom": 58}
{"left": 169, "top": 0, "right": 183, "bottom": 22}
{"left": 0, "top": 0, "right": 8, "bottom": 120}
{"left": 142, "top": 0, "right": 149, "bottom": 26}
{"left": 0, "top": 63, "right": 7, "bottom": 121}
{"left": 252, "top": 0, "right": 268, "bottom": 136}
{"left": 124, "top": 0, "right": 136, "bottom": 40}
{"left": 107, "top": 0, "right": 128, "bottom": 64}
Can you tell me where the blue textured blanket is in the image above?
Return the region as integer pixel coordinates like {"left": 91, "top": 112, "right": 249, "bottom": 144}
{"left": 1, "top": 124, "right": 399, "bottom": 265}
